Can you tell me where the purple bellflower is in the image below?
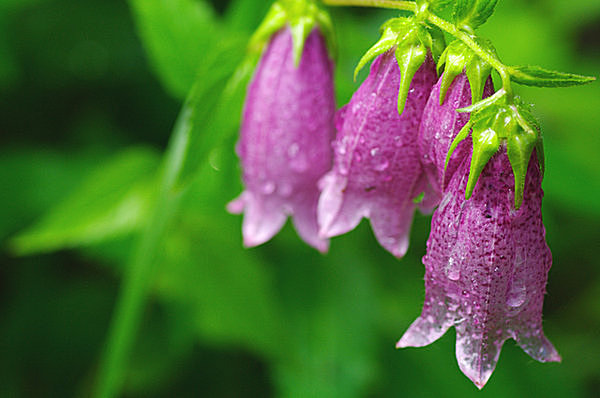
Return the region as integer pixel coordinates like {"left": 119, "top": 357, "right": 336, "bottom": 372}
{"left": 228, "top": 27, "right": 335, "bottom": 252}
{"left": 418, "top": 74, "right": 494, "bottom": 201}
{"left": 317, "top": 50, "right": 437, "bottom": 258}
{"left": 397, "top": 148, "right": 560, "bottom": 388}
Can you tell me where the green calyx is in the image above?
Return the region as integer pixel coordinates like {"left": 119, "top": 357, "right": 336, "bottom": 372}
{"left": 437, "top": 38, "right": 495, "bottom": 106}
{"left": 248, "top": 0, "right": 336, "bottom": 68}
{"left": 446, "top": 96, "right": 543, "bottom": 209}
{"left": 354, "top": 16, "right": 445, "bottom": 115}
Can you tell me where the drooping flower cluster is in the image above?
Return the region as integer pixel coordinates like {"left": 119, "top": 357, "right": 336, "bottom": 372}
{"left": 229, "top": 0, "right": 563, "bottom": 389}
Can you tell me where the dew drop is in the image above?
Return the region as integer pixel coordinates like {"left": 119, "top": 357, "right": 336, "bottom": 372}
{"left": 261, "top": 181, "right": 276, "bottom": 195}
{"left": 506, "top": 280, "right": 527, "bottom": 308}
{"left": 370, "top": 147, "right": 380, "bottom": 157}
{"left": 446, "top": 257, "right": 460, "bottom": 281}
{"left": 290, "top": 155, "right": 309, "bottom": 172}
{"left": 288, "top": 143, "right": 300, "bottom": 158}
{"left": 374, "top": 158, "right": 389, "bottom": 172}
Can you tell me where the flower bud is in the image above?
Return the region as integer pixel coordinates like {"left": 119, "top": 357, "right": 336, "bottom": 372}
{"left": 397, "top": 148, "right": 560, "bottom": 388}
{"left": 317, "top": 50, "right": 437, "bottom": 258}
{"left": 228, "top": 27, "right": 335, "bottom": 252}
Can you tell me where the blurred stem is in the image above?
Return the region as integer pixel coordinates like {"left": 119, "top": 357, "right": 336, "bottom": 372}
{"left": 321, "top": 0, "right": 515, "bottom": 100}
{"left": 92, "top": 104, "right": 193, "bottom": 398}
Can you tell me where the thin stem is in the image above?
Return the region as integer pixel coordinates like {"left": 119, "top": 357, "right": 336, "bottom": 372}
{"left": 92, "top": 101, "right": 192, "bottom": 398}
{"left": 425, "top": 12, "right": 514, "bottom": 100}
{"left": 321, "top": 0, "right": 416, "bottom": 12}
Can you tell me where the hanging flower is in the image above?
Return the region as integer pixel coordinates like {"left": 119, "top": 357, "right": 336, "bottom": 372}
{"left": 228, "top": 26, "right": 336, "bottom": 252}
{"left": 418, "top": 73, "right": 495, "bottom": 201}
{"left": 397, "top": 148, "right": 560, "bottom": 388}
{"left": 317, "top": 49, "right": 437, "bottom": 257}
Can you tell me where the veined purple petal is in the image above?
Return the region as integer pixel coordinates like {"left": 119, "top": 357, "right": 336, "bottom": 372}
{"left": 398, "top": 149, "right": 560, "bottom": 389}
{"left": 418, "top": 74, "right": 494, "bottom": 201}
{"left": 229, "top": 28, "right": 335, "bottom": 252}
{"left": 318, "top": 50, "right": 437, "bottom": 258}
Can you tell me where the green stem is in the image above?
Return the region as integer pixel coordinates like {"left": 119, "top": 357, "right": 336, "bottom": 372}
{"left": 425, "top": 12, "right": 514, "bottom": 100}
{"left": 92, "top": 102, "right": 192, "bottom": 398}
{"left": 321, "top": 0, "right": 416, "bottom": 12}
{"left": 321, "top": 0, "right": 514, "bottom": 100}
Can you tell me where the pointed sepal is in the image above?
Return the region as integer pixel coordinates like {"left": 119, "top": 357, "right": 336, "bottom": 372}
{"left": 437, "top": 39, "right": 495, "bottom": 105}
{"left": 396, "top": 42, "right": 428, "bottom": 115}
{"left": 460, "top": 98, "right": 543, "bottom": 208}
{"left": 354, "top": 16, "right": 446, "bottom": 115}
{"left": 248, "top": 0, "right": 336, "bottom": 68}
{"left": 466, "top": 116, "right": 501, "bottom": 199}
{"left": 507, "top": 128, "right": 537, "bottom": 209}
{"left": 354, "top": 26, "right": 397, "bottom": 81}
{"left": 445, "top": 120, "right": 473, "bottom": 172}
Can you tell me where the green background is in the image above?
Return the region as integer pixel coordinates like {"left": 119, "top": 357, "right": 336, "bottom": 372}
{"left": 1, "top": 0, "right": 599, "bottom": 396}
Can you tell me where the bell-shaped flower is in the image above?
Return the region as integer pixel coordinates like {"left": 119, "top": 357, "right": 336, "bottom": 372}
{"left": 317, "top": 49, "right": 437, "bottom": 257}
{"left": 397, "top": 148, "right": 560, "bottom": 388}
{"left": 228, "top": 26, "right": 336, "bottom": 252}
{"left": 418, "top": 74, "right": 494, "bottom": 201}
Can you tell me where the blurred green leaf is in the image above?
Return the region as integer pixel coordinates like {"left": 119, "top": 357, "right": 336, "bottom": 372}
{"left": 453, "top": 0, "right": 498, "bottom": 29}
{"left": 10, "top": 148, "right": 160, "bottom": 255}
{"left": 174, "top": 40, "right": 249, "bottom": 188}
{"left": 155, "top": 155, "right": 282, "bottom": 357}
{"left": 510, "top": 65, "right": 596, "bottom": 87}
{"left": 224, "top": 0, "right": 271, "bottom": 31}
{"left": 128, "top": 0, "right": 220, "bottom": 98}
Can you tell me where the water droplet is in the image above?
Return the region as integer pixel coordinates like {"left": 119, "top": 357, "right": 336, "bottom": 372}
{"left": 339, "top": 162, "right": 349, "bottom": 175}
{"left": 355, "top": 153, "right": 362, "bottom": 162}
{"left": 446, "top": 257, "right": 460, "bottom": 281}
{"left": 288, "top": 143, "right": 300, "bottom": 158}
{"left": 394, "top": 136, "right": 403, "bottom": 147}
{"left": 290, "top": 155, "right": 309, "bottom": 172}
{"left": 370, "top": 147, "right": 380, "bottom": 157}
{"left": 506, "top": 280, "right": 527, "bottom": 308}
{"left": 374, "top": 158, "right": 389, "bottom": 172}
{"left": 261, "top": 181, "right": 276, "bottom": 195}
{"left": 359, "top": 136, "right": 366, "bottom": 144}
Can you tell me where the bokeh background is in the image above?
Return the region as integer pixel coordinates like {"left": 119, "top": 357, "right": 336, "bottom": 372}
{"left": 1, "top": 0, "right": 599, "bottom": 396}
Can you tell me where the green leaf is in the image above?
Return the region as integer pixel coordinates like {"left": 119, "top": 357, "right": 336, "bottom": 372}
{"left": 466, "top": 126, "right": 500, "bottom": 199}
{"left": 128, "top": 0, "right": 220, "bottom": 98}
{"left": 507, "top": 131, "right": 537, "bottom": 209}
{"left": 174, "top": 39, "right": 249, "bottom": 189}
{"left": 453, "top": 0, "right": 498, "bottom": 29}
{"left": 509, "top": 65, "right": 596, "bottom": 87}
{"left": 429, "top": 0, "right": 455, "bottom": 13}
{"left": 10, "top": 148, "right": 160, "bottom": 255}
{"left": 396, "top": 42, "right": 427, "bottom": 115}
